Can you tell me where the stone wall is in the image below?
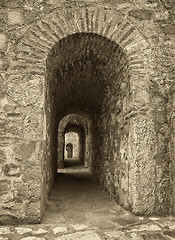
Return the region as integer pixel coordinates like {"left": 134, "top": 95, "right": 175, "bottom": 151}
{"left": 0, "top": 74, "right": 45, "bottom": 223}
{"left": 94, "top": 49, "right": 130, "bottom": 209}
{"left": 0, "top": 0, "right": 174, "bottom": 223}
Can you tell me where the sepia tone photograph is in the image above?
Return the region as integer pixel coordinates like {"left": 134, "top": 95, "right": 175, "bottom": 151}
{"left": 0, "top": 0, "right": 175, "bottom": 239}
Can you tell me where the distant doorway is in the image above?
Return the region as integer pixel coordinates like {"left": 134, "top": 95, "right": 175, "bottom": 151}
{"left": 66, "top": 143, "right": 73, "bottom": 158}
{"left": 64, "top": 132, "right": 79, "bottom": 159}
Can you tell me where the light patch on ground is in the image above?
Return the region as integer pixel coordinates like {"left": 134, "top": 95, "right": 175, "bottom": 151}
{"left": 53, "top": 227, "right": 67, "bottom": 234}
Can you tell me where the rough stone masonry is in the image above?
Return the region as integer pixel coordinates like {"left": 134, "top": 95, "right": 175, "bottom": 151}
{"left": 0, "top": 0, "right": 175, "bottom": 224}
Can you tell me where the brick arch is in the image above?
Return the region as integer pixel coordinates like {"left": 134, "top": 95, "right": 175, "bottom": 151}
{"left": 11, "top": 6, "right": 150, "bottom": 75}
{"left": 59, "top": 114, "right": 89, "bottom": 134}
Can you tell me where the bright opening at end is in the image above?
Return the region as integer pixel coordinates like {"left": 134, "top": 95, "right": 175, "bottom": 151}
{"left": 64, "top": 132, "right": 79, "bottom": 159}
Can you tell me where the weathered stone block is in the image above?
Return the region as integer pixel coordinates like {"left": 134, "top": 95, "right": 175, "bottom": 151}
{"left": 4, "top": 104, "right": 16, "bottom": 112}
{"left": 4, "top": 163, "right": 21, "bottom": 177}
{"left": 8, "top": 10, "right": 24, "bottom": 25}
{"left": 0, "top": 75, "right": 7, "bottom": 98}
{"left": 15, "top": 141, "right": 36, "bottom": 159}
{"left": 0, "top": 55, "right": 9, "bottom": 70}
{"left": 0, "top": 215, "right": 20, "bottom": 225}
{"left": 58, "top": 231, "right": 101, "bottom": 240}
{"left": 0, "top": 150, "right": 5, "bottom": 164}
{"left": 0, "top": 180, "right": 11, "bottom": 196}
{"left": 0, "top": 0, "right": 22, "bottom": 7}
{"left": 21, "top": 237, "right": 45, "bottom": 240}
{"left": 13, "top": 182, "right": 29, "bottom": 200}
{"left": 162, "top": 24, "right": 175, "bottom": 35}
{"left": 0, "top": 34, "right": 7, "bottom": 50}
{"left": 26, "top": 201, "right": 41, "bottom": 223}
{"left": 129, "top": 9, "right": 153, "bottom": 20}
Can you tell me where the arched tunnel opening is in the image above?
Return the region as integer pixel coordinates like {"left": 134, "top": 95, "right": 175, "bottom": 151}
{"left": 43, "top": 32, "right": 131, "bottom": 222}
{"left": 62, "top": 121, "right": 86, "bottom": 169}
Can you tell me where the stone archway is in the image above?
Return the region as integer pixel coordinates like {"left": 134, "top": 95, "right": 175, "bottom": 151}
{"left": 58, "top": 113, "right": 92, "bottom": 170}
{"left": 1, "top": 5, "right": 169, "bottom": 223}
{"left": 44, "top": 28, "right": 156, "bottom": 216}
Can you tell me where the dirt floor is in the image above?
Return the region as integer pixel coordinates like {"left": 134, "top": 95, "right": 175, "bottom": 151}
{"left": 42, "top": 158, "right": 139, "bottom": 229}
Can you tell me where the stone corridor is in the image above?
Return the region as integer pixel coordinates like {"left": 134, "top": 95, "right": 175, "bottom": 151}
{"left": 1, "top": 160, "right": 175, "bottom": 240}
{"left": 0, "top": 0, "right": 175, "bottom": 235}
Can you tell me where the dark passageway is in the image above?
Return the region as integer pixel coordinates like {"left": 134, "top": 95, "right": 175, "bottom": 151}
{"left": 45, "top": 33, "right": 132, "bottom": 214}
{"left": 43, "top": 29, "right": 171, "bottom": 226}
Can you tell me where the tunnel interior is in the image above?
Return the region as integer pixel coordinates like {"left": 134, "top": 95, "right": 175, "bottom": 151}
{"left": 45, "top": 32, "right": 130, "bottom": 210}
